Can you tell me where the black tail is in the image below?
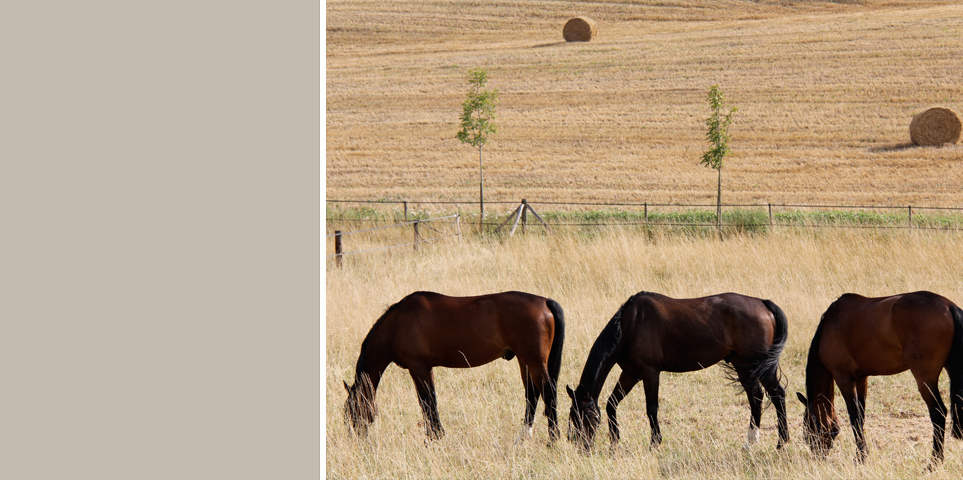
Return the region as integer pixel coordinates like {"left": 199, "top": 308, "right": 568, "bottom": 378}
{"left": 546, "top": 298, "right": 565, "bottom": 398}
{"left": 947, "top": 304, "right": 963, "bottom": 439}
{"left": 751, "top": 300, "right": 789, "bottom": 389}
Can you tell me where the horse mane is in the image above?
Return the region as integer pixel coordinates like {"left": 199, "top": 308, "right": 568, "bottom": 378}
{"left": 354, "top": 297, "right": 405, "bottom": 379}
{"left": 805, "top": 299, "right": 835, "bottom": 403}
{"left": 578, "top": 292, "right": 647, "bottom": 396}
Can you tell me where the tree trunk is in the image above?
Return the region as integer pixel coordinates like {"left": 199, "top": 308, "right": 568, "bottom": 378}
{"left": 716, "top": 167, "right": 722, "bottom": 227}
{"left": 478, "top": 146, "right": 484, "bottom": 232}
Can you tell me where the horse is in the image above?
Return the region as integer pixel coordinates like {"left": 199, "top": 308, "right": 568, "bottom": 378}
{"left": 343, "top": 291, "right": 565, "bottom": 443}
{"left": 567, "top": 291, "right": 790, "bottom": 451}
{"left": 797, "top": 291, "right": 963, "bottom": 465}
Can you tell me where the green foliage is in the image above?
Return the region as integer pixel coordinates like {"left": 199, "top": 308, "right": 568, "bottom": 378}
{"left": 701, "top": 85, "right": 737, "bottom": 171}
{"left": 456, "top": 68, "right": 498, "bottom": 149}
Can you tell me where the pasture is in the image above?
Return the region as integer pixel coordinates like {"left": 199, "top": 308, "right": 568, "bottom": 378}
{"left": 326, "top": 229, "right": 963, "bottom": 478}
{"left": 326, "top": 0, "right": 963, "bottom": 477}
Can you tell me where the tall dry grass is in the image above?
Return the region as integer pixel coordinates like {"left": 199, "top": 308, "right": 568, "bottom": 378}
{"left": 326, "top": 228, "right": 963, "bottom": 478}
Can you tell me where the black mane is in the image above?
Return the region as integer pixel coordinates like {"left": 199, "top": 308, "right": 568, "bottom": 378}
{"left": 354, "top": 299, "right": 403, "bottom": 379}
{"left": 578, "top": 292, "right": 648, "bottom": 396}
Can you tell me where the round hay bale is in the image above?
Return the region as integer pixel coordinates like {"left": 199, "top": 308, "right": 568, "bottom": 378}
{"left": 563, "top": 17, "right": 596, "bottom": 42}
{"left": 909, "top": 107, "right": 962, "bottom": 146}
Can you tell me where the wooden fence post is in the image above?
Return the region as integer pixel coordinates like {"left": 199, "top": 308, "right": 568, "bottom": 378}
{"left": 335, "top": 230, "right": 343, "bottom": 268}
{"left": 413, "top": 220, "right": 420, "bottom": 251}
{"left": 521, "top": 199, "right": 528, "bottom": 234}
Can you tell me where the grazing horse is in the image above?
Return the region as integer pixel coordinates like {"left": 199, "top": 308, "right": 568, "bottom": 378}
{"left": 797, "top": 291, "right": 963, "bottom": 465}
{"left": 343, "top": 291, "right": 565, "bottom": 443}
{"left": 567, "top": 291, "right": 790, "bottom": 451}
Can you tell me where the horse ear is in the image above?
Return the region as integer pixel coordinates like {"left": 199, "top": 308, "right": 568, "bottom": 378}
{"left": 796, "top": 392, "right": 808, "bottom": 406}
{"left": 566, "top": 385, "right": 575, "bottom": 400}
{"left": 344, "top": 380, "right": 351, "bottom": 393}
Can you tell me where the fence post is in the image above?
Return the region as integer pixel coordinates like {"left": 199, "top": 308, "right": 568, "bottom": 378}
{"left": 456, "top": 214, "right": 461, "bottom": 242}
{"left": 413, "top": 220, "right": 420, "bottom": 251}
{"left": 908, "top": 205, "right": 913, "bottom": 229}
{"left": 768, "top": 203, "right": 773, "bottom": 227}
{"left": 644, "top": 202, "right": 648, "bottom": 223}
{"left": 521, "top": 199, "right": 528, "bottom": 234}
{"left": 404, "top": 201, "right": 408, "bottom": 222}
{"left": 335, "top": 230, "right": 343, "bottom": 268}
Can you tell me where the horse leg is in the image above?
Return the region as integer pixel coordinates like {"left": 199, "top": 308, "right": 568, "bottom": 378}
{"left": 606, "top": 371, "right": 641, "bottom": 446}
{"left": 913, "top": 373, "right": 947, "bottom": 466}
{"left": 734, "top": 365, "right": 764, "bottom": 446}
{"left": 758, "top": 366, "right": 790, "bottom": 449}
{"left": 838, "top": 376, "right": 867, "bottom": 463}
{"left": 517, "top": 362, "right": 556, "bottom": 444}
{"left": 409, "top": 366, "right": 444, "bottom": 440}
{"left": 640, "top": 368, "right": 662, "bottom": 447}
{"left": 514, "top": 364, "right": 542, "bottom": 443}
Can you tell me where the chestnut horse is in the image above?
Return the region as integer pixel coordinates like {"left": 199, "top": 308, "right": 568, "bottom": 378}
{"left": 343, "top": 291, "right": 565, "bottom": 443}
{"left": 797, "top": 291, "right": 963, "bottom": 465}
{"left": 567, "top": 291, "right": 790, "bottom": 451}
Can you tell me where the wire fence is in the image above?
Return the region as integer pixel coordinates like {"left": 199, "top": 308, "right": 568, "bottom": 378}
{"left": 326, "top": 214, "right": 460, "bottom": 266}
{"left": 325, "top": 199, "right": 963, "bottom": 264}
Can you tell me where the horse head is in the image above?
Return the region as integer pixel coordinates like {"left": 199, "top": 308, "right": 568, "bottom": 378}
{"left": 797, "top": 392, "right": 840, "bottom": 457}
{"left": 344, "top": 377, "right": 377, "bottom": 437}
{"left": 566, "top": 385, "right": 601, "bottom": 451}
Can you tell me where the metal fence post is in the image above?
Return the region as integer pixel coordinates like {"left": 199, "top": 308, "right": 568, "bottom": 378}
{"left": 908, "top": 205, "right": 913, "bottom": 229}
{"left": 768, "top": 203, "right": 773, "bottom": 227}
{"left": 335, "top": 230, "right": 343, "bottom": 268}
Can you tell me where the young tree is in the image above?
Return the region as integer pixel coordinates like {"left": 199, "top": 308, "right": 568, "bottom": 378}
{"left": 456, "top": 68, "right": 498, "bottom": 231}
{"left": 701, "top": 84, "right": 737, "bottom": 226}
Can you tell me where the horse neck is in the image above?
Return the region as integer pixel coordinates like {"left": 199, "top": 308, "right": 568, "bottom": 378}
{"left": 805, "top": 350, "right": 836, "bottom": 420}
{"left": 578, "top": 322, "right": 622, "bottom": 400}
{"left": 580, "top": 355, "right": 617, "bottom": 400}
{"left": 354, "top": 329, "right": 393, "bottom": 396}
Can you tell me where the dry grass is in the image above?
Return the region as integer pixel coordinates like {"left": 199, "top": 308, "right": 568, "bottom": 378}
{"left": 326, "top": 2, "right": 963, "bottom": 477}
{"left": 326, "top": 227, "right": 963, "bottom": 478}
{"left": 326, "top": 0, "right": 963, "bottom": 208}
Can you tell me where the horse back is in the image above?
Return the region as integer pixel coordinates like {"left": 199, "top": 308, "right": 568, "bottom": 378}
{"left": 385, "top": 291, "right": 555, "bottom": 369}
{"left": 818, "top": 292, "right": 956, "bottom": 376}
{"left": 619, "top": 292, "right": 776, "bottom": 372}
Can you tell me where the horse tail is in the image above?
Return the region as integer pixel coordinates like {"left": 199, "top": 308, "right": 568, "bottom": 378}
{"left": 946, "top": 303, "right": 963, "bottom": 439}
{"left": 752, "top": 299, "right": 789, "bottom": 389}
{"left": 546, "top": 298, "right": 565, "bottom": 396}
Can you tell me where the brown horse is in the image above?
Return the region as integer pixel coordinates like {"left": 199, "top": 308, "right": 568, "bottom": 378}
{"left": 567, "top": 291, "right": 790, "bottom": 451}
{"left": 797, "top": 291, "right": 963, "bottom": 465}
{"left": 343, "top": 291, "right": 565, "bottom": 443}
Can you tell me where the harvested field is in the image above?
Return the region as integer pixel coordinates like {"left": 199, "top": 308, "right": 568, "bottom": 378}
{"left": 326, "top": 1, "right": 963, "bottom": 208}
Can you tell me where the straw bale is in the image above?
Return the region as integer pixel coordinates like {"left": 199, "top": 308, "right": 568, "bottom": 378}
{"left": 909, "top": 107, "right": 962, "bottom": 146}
{"left": 563, "top": 17, "right": 596, "bottom": 42}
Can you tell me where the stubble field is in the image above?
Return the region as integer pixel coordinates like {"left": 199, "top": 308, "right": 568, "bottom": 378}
{"left": 326, "top": 0, "right": 962, "bottom": 207}
{"left": 326, "top": 1, "right": 963, "bottom": 478}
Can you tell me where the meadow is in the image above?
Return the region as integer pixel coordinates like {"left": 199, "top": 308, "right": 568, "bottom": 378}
{"left": 326, "top": 228, "right": 963, "bottom": 478}
{"left": 326, "top": 0, "right": 963, "bottom": 477}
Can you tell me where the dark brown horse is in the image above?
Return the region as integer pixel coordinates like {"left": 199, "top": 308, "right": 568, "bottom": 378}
{"left": 797, "top": 291, "right": 963, "bottom": 465}
{"left": 567, "top": 291, "right": 790, "bottom": 451}
{"left": 343, "top": 291, "right": 565, "bottom": 443}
